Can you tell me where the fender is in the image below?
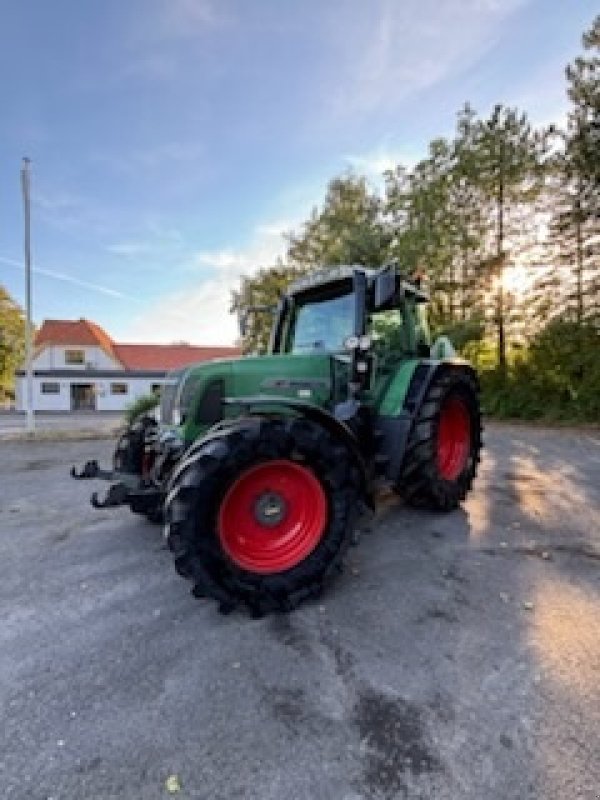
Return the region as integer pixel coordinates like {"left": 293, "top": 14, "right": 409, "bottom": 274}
{"left": 376, "top": 360, "right": 479, "bottom": 485}
{"left": 224, "top": 395, "right": 371, "bottom": 502}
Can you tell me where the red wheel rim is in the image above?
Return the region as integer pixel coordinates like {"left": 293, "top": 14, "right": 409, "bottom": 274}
{"left": 218, "top": 460, "right": 327, "bottom": 574}
{"left": 437, "top": 396, "right": 471, "bottom": 481}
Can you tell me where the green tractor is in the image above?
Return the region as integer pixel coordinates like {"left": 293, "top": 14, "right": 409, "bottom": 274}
{"left": 73, "top": 265, "right": 482, "bottom": 614}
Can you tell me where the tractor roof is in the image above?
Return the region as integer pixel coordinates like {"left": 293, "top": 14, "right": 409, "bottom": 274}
{"left": 286, "top": 265, "right": 429, "bottom": 302}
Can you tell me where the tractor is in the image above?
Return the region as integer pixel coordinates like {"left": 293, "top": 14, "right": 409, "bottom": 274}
{"left": 72, "top": 264, "right": 482, "bottom": 614}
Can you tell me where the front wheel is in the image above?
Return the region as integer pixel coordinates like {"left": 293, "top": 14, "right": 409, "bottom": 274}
{"left": 164, "top": 417, "right": 361, "bottom": 615}
{"left": 397, "top": 369, "right": 482, "bottom": 510}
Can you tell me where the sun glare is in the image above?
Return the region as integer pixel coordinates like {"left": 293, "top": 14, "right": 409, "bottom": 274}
{"left": 501, "top": 264, "right": 535, "bottom": 295}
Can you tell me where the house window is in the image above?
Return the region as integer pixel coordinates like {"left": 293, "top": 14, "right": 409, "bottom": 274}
{"left": 110, "top": 383, "right": 128, "bottom": 395}
{"left": 151, "top": 383, "right": 162, "bottom": 395}
{"left": 65, "top": 349, "right": 85, "bottom": 364}
{"left": 41, "top": 382, "right": 60, "bottom": 394}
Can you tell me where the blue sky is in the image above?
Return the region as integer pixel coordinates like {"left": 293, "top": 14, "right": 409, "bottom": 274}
{"left": 0, "top": 0, "right": 596, "bottom": 344}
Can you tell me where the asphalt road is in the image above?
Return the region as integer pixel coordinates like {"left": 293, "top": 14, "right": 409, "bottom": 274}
{"left": 1, "top": 424, "right": 599, "bottom": 800}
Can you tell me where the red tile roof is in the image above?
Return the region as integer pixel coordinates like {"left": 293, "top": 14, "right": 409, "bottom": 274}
{"left": 113, "top": 344, "right": 241, "bottom": 371}
{"left": 36, "top": 319, "right": 114, "bottom": 348}
{"left": 35, "top": 319, "right": 121, "bottom": 364}
{"left": 34, "top": 318, "right": 241, "bottom": 371}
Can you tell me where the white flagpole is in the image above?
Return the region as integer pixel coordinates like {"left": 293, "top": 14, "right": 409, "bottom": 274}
{"left": 21, "top": 157, "right": 34, "bottom": 434}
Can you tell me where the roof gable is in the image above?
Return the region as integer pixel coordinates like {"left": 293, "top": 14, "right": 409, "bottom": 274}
{"left": 35, "top": 319, "right": 122, "bottom": 365}
{"left": 33, "top": 318, "right": 241, "bottom": 372}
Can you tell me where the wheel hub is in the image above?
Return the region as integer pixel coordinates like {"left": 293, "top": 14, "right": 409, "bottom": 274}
{"left": 218, "top": 460, "right": 327, "bottom": 574}
{"left": 253, "top": 491, "right": 288, "bottom": 527}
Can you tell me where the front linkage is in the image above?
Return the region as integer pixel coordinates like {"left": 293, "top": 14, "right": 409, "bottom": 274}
{"left": 71, "top": 414, "right": 182, "bottom": 521}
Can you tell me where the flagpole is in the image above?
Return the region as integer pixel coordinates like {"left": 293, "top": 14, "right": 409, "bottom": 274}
{"left": 21, "top": 157, "right": 34, "bottom": 434}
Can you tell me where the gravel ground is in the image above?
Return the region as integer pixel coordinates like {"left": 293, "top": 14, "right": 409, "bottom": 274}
{"left": 0, "top": 423, "right": 599, "bottom": 800}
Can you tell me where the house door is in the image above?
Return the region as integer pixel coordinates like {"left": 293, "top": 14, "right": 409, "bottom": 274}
{"left": 70, "top": 383, "right": 96, "bottom": 411}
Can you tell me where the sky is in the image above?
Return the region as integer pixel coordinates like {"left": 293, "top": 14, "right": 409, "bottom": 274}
{"left": 0, "top": 0, "right": 596, "bottom": 345}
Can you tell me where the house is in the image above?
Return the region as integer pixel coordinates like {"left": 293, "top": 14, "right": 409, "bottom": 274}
{"left": 15, "top": 319, "right": 241, "bottom": 412}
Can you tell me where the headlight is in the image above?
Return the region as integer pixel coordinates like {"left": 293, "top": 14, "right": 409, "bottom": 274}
{"left": 344, "top": 335, "right": 359, "bottom": 350}
{"left": 359, "top": 334, "right": 372, "bottom": 351}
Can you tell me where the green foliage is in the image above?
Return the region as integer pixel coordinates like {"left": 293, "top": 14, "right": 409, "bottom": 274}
{"left": 0, "top": 286, "right": 27, "bottom": 401}
{"left": 435, "top": 317, "right": 485, "bottom": 351}
{"left": 231, "top": 263, "right": 305, "bottom": 354}
{"left": 124, "top": 392, "right": 159, "bottom": 426}
{"left": 287, "top": 174, "right": 390, "bottom": 267}
{"left": 479, "top": 320, "right": 600, "bottom": 422}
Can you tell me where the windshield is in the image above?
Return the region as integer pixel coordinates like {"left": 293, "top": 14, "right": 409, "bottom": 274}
{"left": 289, "top": 287, "right": 355, "bottom": 353}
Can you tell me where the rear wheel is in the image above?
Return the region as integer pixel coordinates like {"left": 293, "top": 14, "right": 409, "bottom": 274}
{"left": 164, "top": 417, "right": 361, "bottom": 615}
{"left": 398, "top": 369, "right": 482, "bottom": 510}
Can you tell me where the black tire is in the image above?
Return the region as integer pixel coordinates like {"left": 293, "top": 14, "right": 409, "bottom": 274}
{"left": 164, "top": 416, "right": 362, "bottom": 615}
{"left": 398, "top": 368, "right": 482, "bottom": 510}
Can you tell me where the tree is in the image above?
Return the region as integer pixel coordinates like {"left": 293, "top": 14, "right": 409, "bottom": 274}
{"left": 287, "top": 174, "right": 390, "bottom": 267}
{"left": 230, "top": 262, "right": 304, "bottom": 354}
{"left": 232, "top": 174, "right": 390, "bottom": 353}
{"left": 550, "top": 15, "right": 600, "bottom": 324}
{"left": 386, "top": 138, "right": 462, "bottom": 330}
{"left": 0, "top": 286, "right": 27, "bottom": 401}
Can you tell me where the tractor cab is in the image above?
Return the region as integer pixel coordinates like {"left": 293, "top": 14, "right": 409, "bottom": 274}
{"left": 271, "top": 265, "right": 430, "bottom": 356}
{"left": 265, "top": 265, "right": 431, "bottom": 404}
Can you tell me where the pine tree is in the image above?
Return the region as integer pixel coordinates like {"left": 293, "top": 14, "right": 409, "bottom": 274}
{"left": 550, "top": 15, "right": 600, "bottom": 324}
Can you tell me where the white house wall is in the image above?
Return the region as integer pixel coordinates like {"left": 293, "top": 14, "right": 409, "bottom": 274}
{"left": 96, "top": 379, "right": 162, "bottom": 411}
{"left": 15, "top": 376, "right": 164, "bottom": 412}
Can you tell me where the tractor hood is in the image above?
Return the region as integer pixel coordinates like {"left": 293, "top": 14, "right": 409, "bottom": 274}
{"left": 162, "top": 353, "right": 349, "bottom": 443}
{"left": 228, "top": 353, "right": 336, "bottom": 405}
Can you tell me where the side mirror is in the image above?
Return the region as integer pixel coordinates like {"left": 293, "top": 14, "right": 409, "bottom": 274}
{"left": 374, "top": 265, "right": 397, "bottom": 310}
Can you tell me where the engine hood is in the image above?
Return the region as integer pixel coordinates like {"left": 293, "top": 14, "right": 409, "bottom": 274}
{"left": 219, "top": 352, "right": 336, "bottom": 407}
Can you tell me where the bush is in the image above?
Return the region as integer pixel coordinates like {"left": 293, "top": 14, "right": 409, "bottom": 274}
{"left": 477, "top": 320, "right": 600, "bottom": 423}
{"left": 124, "top": 393, "right": 160, "bottom": 427}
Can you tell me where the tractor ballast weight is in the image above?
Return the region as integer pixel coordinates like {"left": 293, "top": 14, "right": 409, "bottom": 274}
{"left": 73, "top": 264, "right": 482, "bottom": 614}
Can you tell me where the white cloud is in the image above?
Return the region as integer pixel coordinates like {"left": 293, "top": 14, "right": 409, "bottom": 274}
{"left": 122, "top": 275, "right": 240, "bottom": 345}
{"left": 322, "top": 0, "right": 528, "bottom": 123}
{"left": 343, "top": 146, "right": 419, "bottom": 184}
{"left": 123, "top": 217, "right": 295, "bottom": 345}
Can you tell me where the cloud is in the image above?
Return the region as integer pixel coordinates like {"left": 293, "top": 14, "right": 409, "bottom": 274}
{"left": 194, "top": 219, "right": 295, "bottom": 273}
{"left": 33, "top": 187, "right": 117, "bottom": 237}
{"left": 121, "top": 276, "right": 240, "bottom": 345}
{"left": 343, "top": 146, "right": 420, "bottom": 184}
{"left": 123, "top": 216, "right": 295, "bottom": 344}
{"left": 0, "top": 255, "right": 131, "bottom": 300}
{"left": 321, "top": 0, "right": 528, "bottom": 123}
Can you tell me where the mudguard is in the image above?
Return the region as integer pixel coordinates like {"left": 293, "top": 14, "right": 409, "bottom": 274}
{"left": 376, "top": 360, "right": 479, "bottom": 485}
{"left": 224, "top": 395, "right": 370, "bottom": 499}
